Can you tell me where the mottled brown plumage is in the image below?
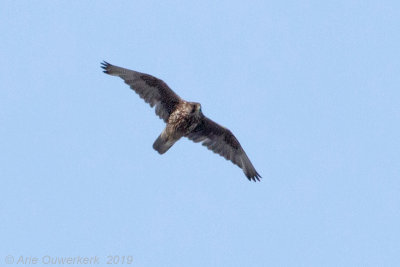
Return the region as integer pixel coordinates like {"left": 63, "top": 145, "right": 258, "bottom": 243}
{"left": 101, "top": 61, "right": 261, "bottom": 181}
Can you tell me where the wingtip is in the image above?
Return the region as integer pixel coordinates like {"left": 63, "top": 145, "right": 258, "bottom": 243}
{"left": 247, "top": 171, "right": 262, "bottom": 182}
{"left": 101, "top": 60, "right": 112, "bottom": 73}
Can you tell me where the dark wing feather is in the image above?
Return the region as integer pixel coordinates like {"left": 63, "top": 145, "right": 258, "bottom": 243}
{"left": 187, "top": 117, "right": 261, "bottom": 181}
{"left": 101, "top": 61, "right": 181, "bottom": 122}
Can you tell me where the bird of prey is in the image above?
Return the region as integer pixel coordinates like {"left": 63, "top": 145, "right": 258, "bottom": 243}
{"left": 101, "top": 61, "right": 261, "bottom": 181}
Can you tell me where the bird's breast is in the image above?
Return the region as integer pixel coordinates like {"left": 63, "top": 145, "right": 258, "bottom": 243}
{"left": 168, "top": 103, "right": 199, "bottom": 135}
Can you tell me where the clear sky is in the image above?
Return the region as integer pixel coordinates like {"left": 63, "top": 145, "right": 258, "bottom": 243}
{"left": 1, "top": 1, "right": 399, "bottom": 266}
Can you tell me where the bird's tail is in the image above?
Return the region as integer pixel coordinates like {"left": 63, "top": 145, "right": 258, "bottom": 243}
{"left": 153, "top": 133, "right": 176, "bottom": 154}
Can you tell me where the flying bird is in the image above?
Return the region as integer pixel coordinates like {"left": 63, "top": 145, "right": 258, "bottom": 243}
{"left": 101, "top": 61, "right": 261, "bottom": 181}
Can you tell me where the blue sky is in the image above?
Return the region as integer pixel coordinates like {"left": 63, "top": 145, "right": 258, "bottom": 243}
{"left": 1, "top": 1, "right": 399, "bottom": 266}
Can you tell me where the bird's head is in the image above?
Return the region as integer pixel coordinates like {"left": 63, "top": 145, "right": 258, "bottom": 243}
{"left": 190, "top": 102, "right": 202, "bottom": 116}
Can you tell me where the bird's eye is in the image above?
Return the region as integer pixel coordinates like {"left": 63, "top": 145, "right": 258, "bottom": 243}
{"left": 191, "top": 106, "right": 196, "bottom": 113}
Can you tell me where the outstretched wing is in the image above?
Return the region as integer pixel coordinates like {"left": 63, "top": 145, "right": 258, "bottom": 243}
{"left": 187, "top": 117, "right": 261, "bottom": 181}
{"left": 101, "top": 61, "right": 181, "bottom": 122}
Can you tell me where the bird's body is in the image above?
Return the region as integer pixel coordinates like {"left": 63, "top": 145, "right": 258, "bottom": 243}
{"left": 167, "top": 101, "right": 201, "bottom": 137}
{"left": 101, "top": 61, "right": 261, "bottom": 181}
{"left": 154, "top": 101, "right": 202, "bottom": 154}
